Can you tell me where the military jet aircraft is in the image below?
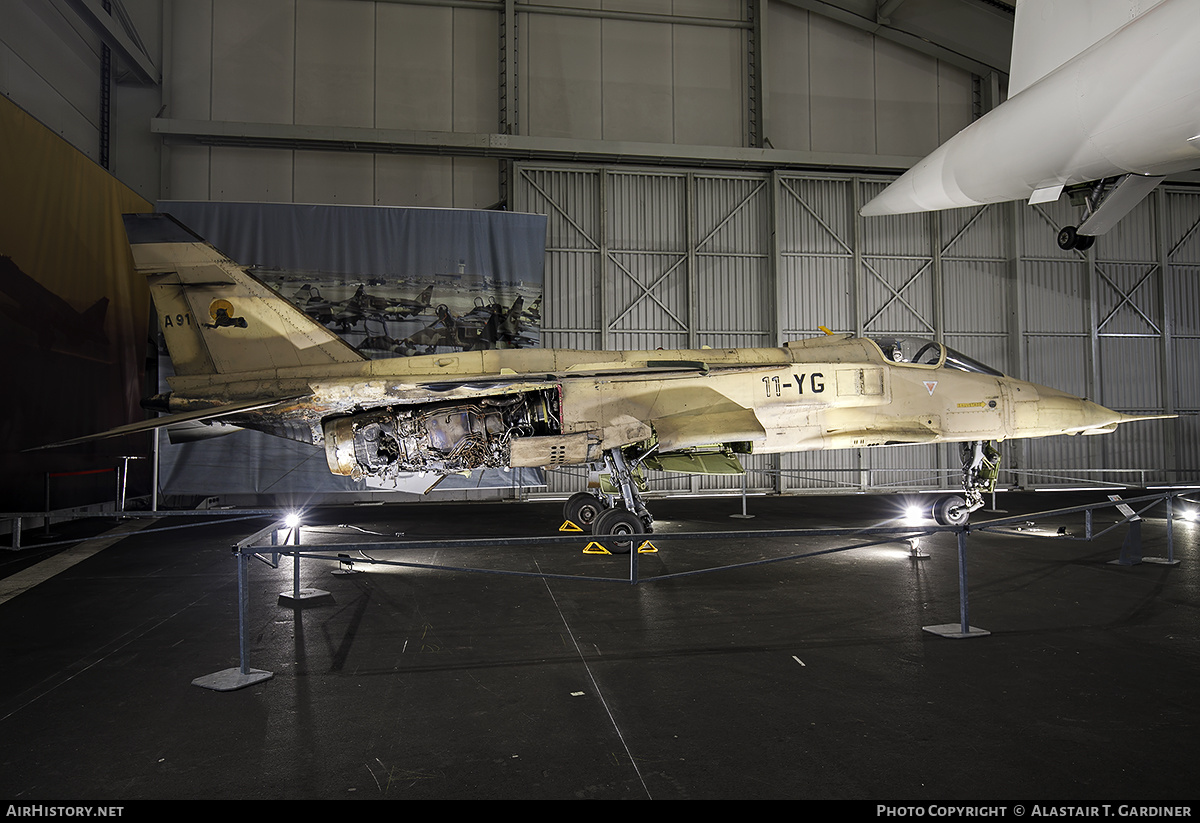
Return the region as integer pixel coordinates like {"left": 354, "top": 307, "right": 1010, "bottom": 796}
{"left": 42, "top": 214, "right": 1170, "bottom": 549}
{"left": 384, "top": 284, "right": 435, "bottom": 319}
{"left": 333, "top": 283, "right": 434, "bottom": 329}
{"left": 861, "top": 0, "right": 1200, "bottom": 250}
{"left": 402, "top": 296, "right": 534, "bottom": 354}
{"left": 291, "top": 284, "right": 335, "bottom": 324}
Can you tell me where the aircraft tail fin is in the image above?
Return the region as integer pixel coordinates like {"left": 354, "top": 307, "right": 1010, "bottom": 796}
{"left": 123, "top": 214, "right": 366, "bottom": 376}
{"left": 417, "top": 285, "right": 433, "bottom": 306}
{"left": 1009, "top": 0, "right": 1153, "bottom": 97}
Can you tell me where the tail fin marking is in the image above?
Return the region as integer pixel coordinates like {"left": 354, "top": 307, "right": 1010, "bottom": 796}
{"left": 123, "top": 214, "right": 365, "bottom": 377}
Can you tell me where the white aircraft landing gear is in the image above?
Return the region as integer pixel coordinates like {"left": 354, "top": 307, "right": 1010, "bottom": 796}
{"left": 1057, "top": 174, "right": 1164, "bottom": 252}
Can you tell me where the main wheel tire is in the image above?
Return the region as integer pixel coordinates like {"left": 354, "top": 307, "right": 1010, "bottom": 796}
{"left": 592, "top": 507, "right": 646, "bottom": 554}
{"left": 933, "top": 495, "right": 969, "bottom": 527}
{"left": 1057, "top": 226, "right": 1079, "bottom": 250}
{"left": 564, "top": 492, "right": 606, "bottom": 531}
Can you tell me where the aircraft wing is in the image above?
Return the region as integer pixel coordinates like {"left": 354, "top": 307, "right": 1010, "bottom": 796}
{"left": 646, "top": 387, "right": 766, "bottom": 452}
{"left": 28, "top": 396, "right": 304, "bottom": 450}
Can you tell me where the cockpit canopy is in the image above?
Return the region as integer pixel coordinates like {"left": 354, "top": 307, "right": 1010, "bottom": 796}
{"left": 868, "top": 336, "right": 1003, "bottom": 376}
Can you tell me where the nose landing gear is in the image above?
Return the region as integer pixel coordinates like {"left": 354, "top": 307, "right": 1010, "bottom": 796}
{"left": 932, "top": 440, "right": 1001, "bottom": 526}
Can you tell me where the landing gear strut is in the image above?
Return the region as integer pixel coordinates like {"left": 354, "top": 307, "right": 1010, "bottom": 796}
{"left": 932, "top": 440, "right": 1001, "bottom": 526}
{"left": 561, "top": 446, "right": 655, "bottom": 553}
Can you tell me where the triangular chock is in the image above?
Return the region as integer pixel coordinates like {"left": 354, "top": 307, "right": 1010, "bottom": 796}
{"left": 583, "top": 541, "right": 611, "bottom": 555}
{"left": 637, "top": 540, "right": 658, "bottom": 553}
{"left": 559, "top": 520, "right": 583, "bottom": 532}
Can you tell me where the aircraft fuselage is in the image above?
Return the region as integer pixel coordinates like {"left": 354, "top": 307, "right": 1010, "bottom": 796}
{"left": 158, "top": 334, "right": 1138, "bottom": 485}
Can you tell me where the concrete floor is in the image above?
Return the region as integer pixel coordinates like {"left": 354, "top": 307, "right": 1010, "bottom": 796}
{"left": 1, "top": 491, "right": 1197, "bottom": 801}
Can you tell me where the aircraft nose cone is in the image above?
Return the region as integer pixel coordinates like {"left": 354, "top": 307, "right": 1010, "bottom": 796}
{"left": 1015, "top": 387, "right": 1127, "bottom": 437}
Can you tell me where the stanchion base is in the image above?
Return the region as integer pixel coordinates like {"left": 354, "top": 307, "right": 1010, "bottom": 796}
{"left": 907, "top": 538, "right": 929, "bottom": 559}
{"left": 192, "top": 667, "right": 273, "bottom": 692}
{"left": 730, "top": 514, "right": 755, "bottom": 519}
{"left": 278, "top": 587, "right": 332, "bottom": 607}
{"left": 922, "top": 623, "right": 991, "bottom": 639}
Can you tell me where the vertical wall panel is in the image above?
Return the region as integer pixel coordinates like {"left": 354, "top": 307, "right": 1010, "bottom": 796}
{"left": 295, "top": 0, "right": 374, "bottom": 128}
{"left": 375, "top": 3, "right": 454, "bottom": 131}
{"left": 375, "top": 155, "right": 454, "bottom": 207}
{"left": 937, "top": 61, "right": 973, "bottom": 144}
{"left": 601, "top": 19, "right": 674, "bottom": 143}
{"left": 451, "top": 8, "right": 500, "bottom": 134}
{"left": 168, "top": 0, "right": 213, "bottom": 121}
{"left": 1099, "top": 337, "right": 1162, "bottom": 411}
{"left": 695, "top": 174, "right": 769, "bottom": 346}
{"left": 607, "top": 171, "right": 688, "bottom": 349}
{"left": 523, "top": 14, "right": 602, "bottom": 140}
{"left": 859, "top": 183, "right": 935, "bottom": 338}
{"left": 764, "top": 3, "right": 811, "bottom": 152}
{"left": 164, "top": 144, "right": 211, "bottom": 200}
{"left": 808, "top": 14, "right": 874, "bottom": 154}
{"left": 873, "top": 38, "right": 938, "bottom": 158}
{"left": 672, "top": 25, "right": 744, "bottom": 147}
{"left": 211, "top": 0, "right": 294, "bottom": 125}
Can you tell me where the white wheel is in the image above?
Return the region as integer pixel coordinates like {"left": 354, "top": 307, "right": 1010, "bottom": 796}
{"left": 933, "top": 495, "right": 969, "bottom": 527}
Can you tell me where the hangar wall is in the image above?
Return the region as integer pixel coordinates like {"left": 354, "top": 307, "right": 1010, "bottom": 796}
{"left": 153, "top": 0, "right": 973, "bottom": 207}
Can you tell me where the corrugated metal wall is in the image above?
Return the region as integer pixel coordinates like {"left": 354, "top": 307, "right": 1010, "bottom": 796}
{"left": 518, "top": 163, "right": 1200, "bottom": 496}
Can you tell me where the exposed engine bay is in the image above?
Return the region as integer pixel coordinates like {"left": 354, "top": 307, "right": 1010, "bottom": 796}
{"left": 323, "top": 389, "right": 567, "bottom": 481}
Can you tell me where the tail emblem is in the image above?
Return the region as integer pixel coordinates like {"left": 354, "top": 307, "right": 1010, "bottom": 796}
{"left": 204, "top": 299, "right": 248, "bottom": 329}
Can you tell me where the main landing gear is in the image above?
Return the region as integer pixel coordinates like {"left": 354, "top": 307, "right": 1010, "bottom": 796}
{"left": 1056, "top": 174, "right": 1165, "bottom": 252}
{"left": 562, "top": 447, "right": 655, "bottom": 553}
{"left": 930, "top": 440, "right": 1001, "bottom": 526}
{"left": 1056, "top": 225, "right": 1095, "bottom": 251}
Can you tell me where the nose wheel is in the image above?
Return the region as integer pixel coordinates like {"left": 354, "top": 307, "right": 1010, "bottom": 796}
{"left": 933, "top": 494, "right": 970, "bottom": 526}
{"left": 936, "top": 440, "right": 1002, "bottom": 526}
